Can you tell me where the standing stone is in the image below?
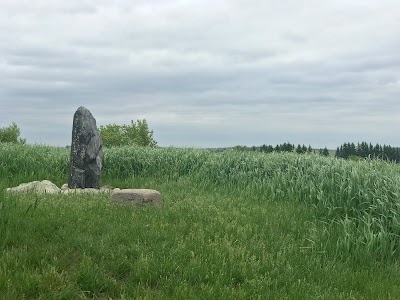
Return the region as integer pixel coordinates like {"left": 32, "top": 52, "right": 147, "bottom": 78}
{"left": 68, "top": 106, "right": 103, "bottom": 189}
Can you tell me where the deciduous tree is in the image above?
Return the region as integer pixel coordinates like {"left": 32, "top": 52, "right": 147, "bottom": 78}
{"left": 0, "top": 122, "right": 26, "bottom": 144}
{"left": 100, "top": 118, "right": 157, "bottom": 148}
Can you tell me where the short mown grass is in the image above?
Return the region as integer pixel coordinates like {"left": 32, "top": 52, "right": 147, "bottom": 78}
{"left": 1, "top": 143, "right": 400, "bottom": 299}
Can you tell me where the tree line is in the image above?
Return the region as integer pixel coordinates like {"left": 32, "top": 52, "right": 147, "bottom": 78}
{"left": 233, "top": 143, "right": 330, "bottom": 156}
{"left": 2, "top": 122, "right": 400, "bottom": 163}
{"left": 234, "top": 141, "right": 400, "bottom": 163}
{"left": 335, "top": 142, "right": 400, "bottom": 162}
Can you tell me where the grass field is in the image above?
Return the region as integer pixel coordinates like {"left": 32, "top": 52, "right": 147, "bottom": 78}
{"left": 1, "top": 143, "right": 400, "bottom": 299}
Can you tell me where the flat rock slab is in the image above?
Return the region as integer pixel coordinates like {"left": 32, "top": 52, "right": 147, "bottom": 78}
{"left": 7, "top": 180, "right": 61, "bottom": 194}
{"left": 62, "top": 188, "right": 110, "bottom": 194}
{"left": 111, "top": 189, "right": 163, "bottom": 207}
{"left": 61, "top": 183, "right": 112, "bottom": 194}
{"left": 6, "top": 182, "right": 161, "bottom": 207}
{"left": 6, "top": 181, "right": 113, "bottom": 195}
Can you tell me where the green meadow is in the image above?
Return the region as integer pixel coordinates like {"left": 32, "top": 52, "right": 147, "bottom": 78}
{"left": 1, "top": 143, "right": 400, "bottom": 299}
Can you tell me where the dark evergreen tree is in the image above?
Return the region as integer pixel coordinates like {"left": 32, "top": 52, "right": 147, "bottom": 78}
{"left": 335, "top": 147, "right": 340, "bottom": 157}
{"left": 350, "top": 143, "right": 356, "bottom": 156}
{"left": 296, "top": 144, "right": 302, "bottom": 154}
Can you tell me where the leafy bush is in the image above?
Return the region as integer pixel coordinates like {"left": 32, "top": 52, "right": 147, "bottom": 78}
{"left": 99, "top": 119, "right": 157, "bottom": 148}
{"left": 0, "top": 122, "right": 26, "bottom": 144}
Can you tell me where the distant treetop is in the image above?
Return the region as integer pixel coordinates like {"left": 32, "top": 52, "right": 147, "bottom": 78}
{"left": 99, "top": 118, "right": 157, "bottom": 148}
{"left": 0, "top": 122, "right": 26, "bottom": 144}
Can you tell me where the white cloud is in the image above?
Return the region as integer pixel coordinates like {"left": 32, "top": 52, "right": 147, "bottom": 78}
{"left": 1, "top": 0, "right": 400, "bottom": 148}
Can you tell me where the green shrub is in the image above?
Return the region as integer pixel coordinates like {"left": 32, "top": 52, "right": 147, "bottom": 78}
{"left": 0, "top": 122, "right": 26, "bottom": 144}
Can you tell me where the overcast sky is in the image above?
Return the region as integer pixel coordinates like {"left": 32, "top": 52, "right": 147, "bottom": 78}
{"left": 1, "top": 0, "right": 399, "bottom": 148}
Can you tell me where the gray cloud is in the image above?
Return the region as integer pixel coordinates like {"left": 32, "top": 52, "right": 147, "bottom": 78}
{"left": 1, "top": 0, "right": 400, "bottom": 148}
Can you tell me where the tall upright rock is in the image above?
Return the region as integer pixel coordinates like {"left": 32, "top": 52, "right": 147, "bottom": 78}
{"left": 68, "top": 106, "right": 103, "bottom": 189}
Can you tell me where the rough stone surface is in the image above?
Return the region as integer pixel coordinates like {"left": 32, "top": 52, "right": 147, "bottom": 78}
{"left": 6, "top": 180, "right": 161, "bottom": 207}
{"left": 101, "top": 185, "right": 113, "bottom": 191}
{"left": 6, "top": 180, "right": 61, "bottom": 194}
{"left": 68, "top": 106, "right": 103, "bottom": 189}
{"left": 62, "top": 188, "right": 105, "bottom": 194}
{"left": 61, "top": 183, "right": 113, "bottom": 194}
{"left": 111, "top": 189, "right": 163, "bottom": 207}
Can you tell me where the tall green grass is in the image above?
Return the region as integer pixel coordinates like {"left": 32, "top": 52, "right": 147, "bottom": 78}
{"left": 1, "top": 143, "right": 400, "bottom": 261}
{"left": 0, "top": 143, "right": 69, "bottom": 187}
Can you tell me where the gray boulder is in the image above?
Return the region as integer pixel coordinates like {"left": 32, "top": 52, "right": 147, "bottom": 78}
{"left": 68, "top": 106, "right": 103, "bottom": 189}
{"left": 7, "top": 180, "right": 61, "bottom": 194}
{"left": 111, "top": 189, "right": 163, "bottom": 207}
